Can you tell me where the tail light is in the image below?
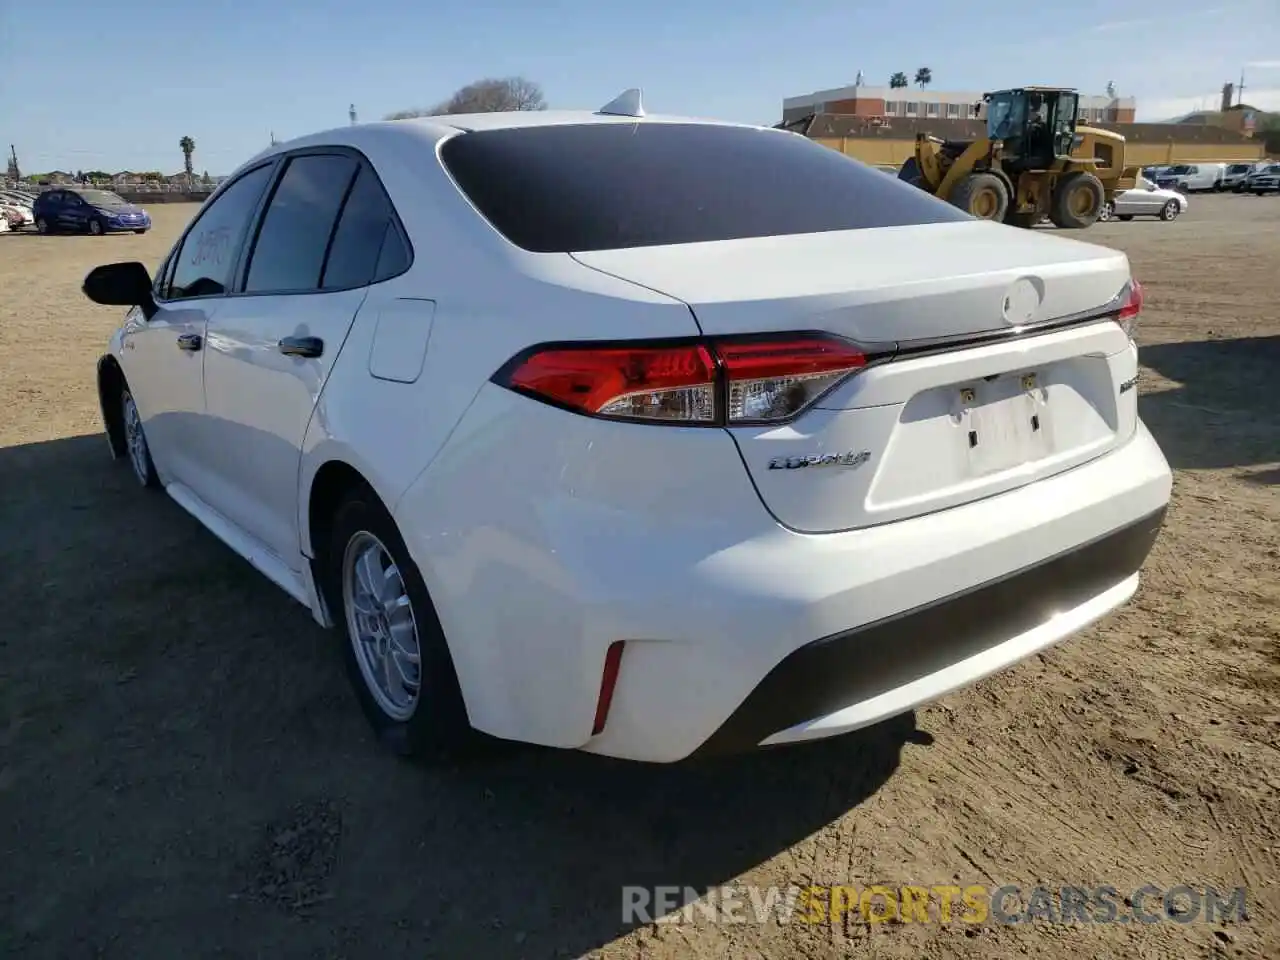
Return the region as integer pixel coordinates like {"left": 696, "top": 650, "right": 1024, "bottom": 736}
{"left": 495, "top": 333, "right": 873, "bottom": 426}
{"left": 1117, "top": 279, "right": 1143, "bottom": 340}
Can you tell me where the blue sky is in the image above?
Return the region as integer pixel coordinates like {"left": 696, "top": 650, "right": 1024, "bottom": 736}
{"left": 2, "top": 0, "right": 1277, "bottom": 174}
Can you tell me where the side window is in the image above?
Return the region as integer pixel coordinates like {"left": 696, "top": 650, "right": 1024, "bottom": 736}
{"left": 320, "top": 165, "right": 410, "bottom": 289}
{"left": 243, "top": 154, "right": 357, "bottom": 293}
{"left": 168, "top": 164, "right": 273, "bottom": 300}
{"left": 374, "top": 224, "right": 411, "bottom": 282}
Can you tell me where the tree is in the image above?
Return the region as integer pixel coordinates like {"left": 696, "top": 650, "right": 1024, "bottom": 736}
{"left": 889, "top": 72, "right": 909, "bottom": 90}
{"left": 914, "top": 67, "right": 933, "bottom": 89}
{"left": 179, "top": 136, "right": 196, "bottom": 181}
{"left": 386, "top": 76, "right": 546, "bottom": 119}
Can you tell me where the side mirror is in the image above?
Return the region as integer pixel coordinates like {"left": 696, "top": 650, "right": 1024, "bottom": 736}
{"left": 83, "top": 261, "right": 153, "bottom": 308}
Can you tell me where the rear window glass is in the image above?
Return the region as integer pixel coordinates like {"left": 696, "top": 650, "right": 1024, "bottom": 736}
{"left": 439, "top": 122, "right": 970, "bottom": 253}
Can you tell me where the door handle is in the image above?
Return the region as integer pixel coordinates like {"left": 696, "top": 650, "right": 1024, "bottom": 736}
{"left": 177, "top": 333, "right": 203, "bottom": 352}
{"left": 278, "top": 335, "right": 324, "bottom": 358}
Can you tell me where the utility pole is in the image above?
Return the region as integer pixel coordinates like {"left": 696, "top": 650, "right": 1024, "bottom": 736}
{"left": 349, "top": 103, "right": 357, "bottom": 125}
{"left": 7, "top": 144, "right": 19, "bottom": 181}
{"left": 1238, "top": 69, "right": 1246, "bottom": 106}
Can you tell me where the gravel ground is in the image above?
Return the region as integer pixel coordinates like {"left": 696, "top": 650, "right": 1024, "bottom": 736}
{"left": 1, "top": 196, "right": 1277, "bottom": 960}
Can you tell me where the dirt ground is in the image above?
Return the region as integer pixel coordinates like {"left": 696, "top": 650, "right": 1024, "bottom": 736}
{"left": 1, "top": 197, "right": 1277, "bottom": 960}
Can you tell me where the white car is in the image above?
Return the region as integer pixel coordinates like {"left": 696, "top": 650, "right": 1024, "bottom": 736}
{"left": 83, "top": 92, "right": 1172, "bottom": 764}
{"left": 1099, "top": 177, "right": 1186, "bottom": 222}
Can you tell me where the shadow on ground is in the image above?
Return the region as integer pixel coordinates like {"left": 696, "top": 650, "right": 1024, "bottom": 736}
{"left": 1139, "top": 335, "right": 1280, "bottom": 474}
{"left": 0, "top": 433, "right": 923, "bottom": 959}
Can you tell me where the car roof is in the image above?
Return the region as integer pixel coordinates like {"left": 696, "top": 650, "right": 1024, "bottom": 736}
{"left": 248, "top": 109, "right": 771, "bottom": 166}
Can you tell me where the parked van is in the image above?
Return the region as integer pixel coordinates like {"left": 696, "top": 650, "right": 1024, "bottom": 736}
{"left": 1223, "top": 163, "right": 1258, "bottom": 191}
{"left": 1157, "top": 163, "right": 1227, "bottom": 192}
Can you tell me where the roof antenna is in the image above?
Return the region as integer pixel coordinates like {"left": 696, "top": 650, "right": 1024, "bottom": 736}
{"left": 597, "top": 88, "right": 645, "bottom": 118}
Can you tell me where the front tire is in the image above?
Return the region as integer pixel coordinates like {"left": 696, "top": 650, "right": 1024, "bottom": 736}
{"left": 948, "top": 171, "right": 1010, "bottom": 221}
{"left": 1049, "top": 171, "right": 1105, "bottom": 228}
{"left": 1098, "top": 201, "right": 1115, "bottom": 222}
{"left": 120, "top": 387, "right": 160, "bottom": 488}
{"left": 87, "top": 218, "right": 104, "bottom": 236}
{"left": 327, "top": 490, "right": 478, "bottom": 762}
{"left": 1160, "top": 200, "right": 1180, "bottom": 221}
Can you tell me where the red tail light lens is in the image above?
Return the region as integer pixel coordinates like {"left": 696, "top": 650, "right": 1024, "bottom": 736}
{"left": 496, "top": 334, "right": 870, "bottom": 425}
{"left": 504, "top": 343, "right": 717, "bottom": 422}
{"left": 1118, "top": 279, "right": 1143, "bottom": 339}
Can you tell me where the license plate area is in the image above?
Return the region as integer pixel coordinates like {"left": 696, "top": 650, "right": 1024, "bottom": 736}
{"left": 957, "top": 372, "right": 1051, "bottom": 476}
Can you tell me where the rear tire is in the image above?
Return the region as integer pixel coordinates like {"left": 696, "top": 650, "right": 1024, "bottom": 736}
{"left": 326, "top": 489, "right": 481, "bottom": 763}
{"left": 1048, "top": 171, "right": 1105, "bottom": 228}
{"left": 35, "top": 217, "right": 50, "bottom": 234}
{"left": 1098, "top": 201, "right": 1115, "bottom": 222}
{"left": 948, "top": 172, "right": 1010, "bottom": 221}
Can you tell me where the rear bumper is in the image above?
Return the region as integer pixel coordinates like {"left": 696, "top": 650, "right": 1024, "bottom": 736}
{"left": 691, "top": 506, "right": 1164, "bottom": 756}
{"left": 400, "top": 377, "right": 1171, "bottom": 764}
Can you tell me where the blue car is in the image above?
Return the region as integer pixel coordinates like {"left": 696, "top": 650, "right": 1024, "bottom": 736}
{"left": 32, "top": 188, "right": 151, "bottom": 235}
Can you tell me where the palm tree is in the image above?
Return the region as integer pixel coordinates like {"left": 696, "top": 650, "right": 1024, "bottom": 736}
{"left": 915, "top": 67, "right": 933, "bottom": 90}
{"left": 889, "top": 72, "right": 909, "bottom": 90}
{"left": 179, "top": 136, "right": 196, "bottom": 182}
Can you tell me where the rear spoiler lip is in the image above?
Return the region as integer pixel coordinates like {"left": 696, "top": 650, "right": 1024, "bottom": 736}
{"left": 893, "top": 282, "right": 1131, "bottom": 361}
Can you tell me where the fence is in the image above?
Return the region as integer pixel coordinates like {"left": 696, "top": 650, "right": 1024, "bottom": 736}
{"left": 3, "top": 179, "right": 222, "bottom": 194}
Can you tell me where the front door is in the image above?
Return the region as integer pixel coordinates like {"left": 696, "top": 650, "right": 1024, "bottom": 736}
{"left": 125, "top": 162, "right": 278, "bottom": 495}
{"left": 117, "top": 298, "right": 216, "bottom": 486}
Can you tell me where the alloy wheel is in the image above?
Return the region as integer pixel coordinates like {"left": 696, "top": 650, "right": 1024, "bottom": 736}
{"left": 342, "top": 531, "right": 422, "bottom": 721}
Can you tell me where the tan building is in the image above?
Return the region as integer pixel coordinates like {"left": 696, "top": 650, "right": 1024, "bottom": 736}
{"left": 783, "top": 83, "right": 1137, "bottom": 125}
{"left": 779, "top": 114, "right": 1265, "bottom": 168}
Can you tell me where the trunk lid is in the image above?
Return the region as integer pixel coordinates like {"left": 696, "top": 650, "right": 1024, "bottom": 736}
{"left": 573, "top": 221, "right": 1137, "bottom": 533}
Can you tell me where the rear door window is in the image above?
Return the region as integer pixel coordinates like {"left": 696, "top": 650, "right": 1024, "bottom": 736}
{"left": 440, "top": 122, "right": 969, "bottom": 253}
{"left": 243, "top": 154, "right": 359, "bottom": 293}
{"left": 320, "top": 165, "right": 409, "bottom": 290}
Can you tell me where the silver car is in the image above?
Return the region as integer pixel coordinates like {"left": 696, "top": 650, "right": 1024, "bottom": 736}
{"left": 1098, "top": 177, "right": 1186, "bottom": 222}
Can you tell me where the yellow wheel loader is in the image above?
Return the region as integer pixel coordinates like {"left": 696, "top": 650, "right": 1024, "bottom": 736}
{"left": 898, "top": 87, "right": 1139, "bottom": 229}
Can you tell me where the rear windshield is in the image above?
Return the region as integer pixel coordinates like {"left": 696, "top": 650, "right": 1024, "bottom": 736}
{"left": 439, "top": 122, "right": 970, "bottom": 253}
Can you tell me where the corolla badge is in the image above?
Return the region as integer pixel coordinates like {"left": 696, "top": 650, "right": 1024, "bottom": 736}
{"left": 768, "top": 450, "right": 872, "bottom": 471}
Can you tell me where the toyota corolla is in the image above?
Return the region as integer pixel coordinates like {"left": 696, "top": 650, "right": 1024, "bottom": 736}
{"left": 84, "top": 92, "right": 1171, "bottom": 763}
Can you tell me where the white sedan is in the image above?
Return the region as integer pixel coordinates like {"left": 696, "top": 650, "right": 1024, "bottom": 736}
{"left": 1099, "top": 177, "right": 1187, "bottom": 222}
{"left": 83, "top": 92, "right": 1172, "bottom": 763}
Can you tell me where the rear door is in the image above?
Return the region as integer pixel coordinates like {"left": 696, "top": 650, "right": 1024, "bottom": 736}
{"left": 196, "top": 149, "right": 409, "bottom": 568}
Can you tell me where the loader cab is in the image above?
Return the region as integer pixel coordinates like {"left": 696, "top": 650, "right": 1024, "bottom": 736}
{"left": 984, "top": 87, "right": 1080, "bottom": 171}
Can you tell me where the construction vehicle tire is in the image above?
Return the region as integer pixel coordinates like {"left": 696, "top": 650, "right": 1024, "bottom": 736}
{"left": 1049, "top": 171, "right": 1105, "bottom": 228}
{"left": 948, "top": 172, "right": 1010, "bottom": 221}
